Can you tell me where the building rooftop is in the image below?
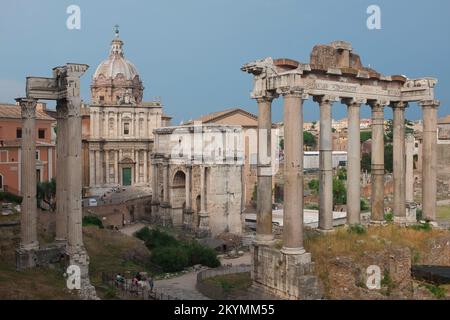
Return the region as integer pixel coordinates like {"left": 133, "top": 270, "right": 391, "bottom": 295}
{"left": 0, "top": 103, "right": 55, "bottom": 121}
{"left": 438, "top": 115, "right": 450, "bottom": 124}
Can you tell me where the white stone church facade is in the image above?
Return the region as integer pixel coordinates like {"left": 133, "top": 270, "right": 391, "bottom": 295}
{"left": 85, "top": 29, "right": 170, "bottom": 194}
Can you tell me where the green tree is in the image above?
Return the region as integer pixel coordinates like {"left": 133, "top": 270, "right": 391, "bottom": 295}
{"left": 360, "top": 131, "right": 372, "bottom": 143}
{"left": 37, "top": 178, "right": 56, "bottom": 211}
{"left": 303, "top": 131, "right": 316, "bottom": 149}
{"left": 308, "top": 179, "right": 319, "bottom": 193}
{"left": 361, "top": 153, "right": 371, "bottom": 172}
{"left": 279, "top": 138, "right": 284, "bottom": 150}
{"left": 384, "top": 144, "right": 393, "bottom": 173}
{"left": 333, "top": 177, "right": 347, "bottom": 205}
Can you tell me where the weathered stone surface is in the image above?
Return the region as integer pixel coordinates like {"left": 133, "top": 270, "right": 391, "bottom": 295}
{"left": 251, "top": 245, "right": 323, "bottom": 300}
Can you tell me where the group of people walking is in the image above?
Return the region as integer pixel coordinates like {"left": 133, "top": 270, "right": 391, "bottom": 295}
{"left": 114, "top": 272, "right": 154, "bottom": 292}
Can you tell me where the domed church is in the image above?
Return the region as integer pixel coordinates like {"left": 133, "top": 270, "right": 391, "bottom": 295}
{"left": 85, "top": 27, "right": 171, "bottom": 195}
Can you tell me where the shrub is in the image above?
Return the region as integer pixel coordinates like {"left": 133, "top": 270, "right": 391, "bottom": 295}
{"left": 185, "top": 242, "right": 220, "bottom": 268}
{"left": 347, "top": 224, "right": 366, "bottom": 235}
{"left": 82, "top": 215, "right": 104, "bottom": 228}
{"left": 144, "top": 228, "right": 180, "bottom": 249}
{"left": 0, "top": 192, "right": 23, "bottom": 204}
{"left": 360, "top": 199, "right": 369, "bottom": 212}
{"left": 423, "top": 284, "right": 447, "bottom": 299}
{"left": 409, "top": 222, "right": 431, "bottom": 232}
{"left": 134, "top": 227, "right": 152, "bottom": 242}
{"left": 384, "top": 212, "right": 394, "bottom": 222}
{"left": 416, "top": 209, "right": 423, "bottom": 222}
{"left": 151, "top": 246, "right": 189, "bottom": 273}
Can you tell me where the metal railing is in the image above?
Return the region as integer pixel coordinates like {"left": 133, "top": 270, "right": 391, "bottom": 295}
{"left": 101, "top": 272, "right": 180, "bottom": 300}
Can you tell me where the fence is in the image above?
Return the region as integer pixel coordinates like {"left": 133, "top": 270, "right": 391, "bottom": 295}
{"left": 101, "top": 272, "right": 180, "bottom": 300}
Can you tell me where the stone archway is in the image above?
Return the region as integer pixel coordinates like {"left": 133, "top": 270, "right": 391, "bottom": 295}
{"left": 170, "top": 170, "right": 186, "bottom": 227}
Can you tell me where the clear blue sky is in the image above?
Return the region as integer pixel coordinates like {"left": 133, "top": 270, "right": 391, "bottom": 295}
{"left": 0, "top": 0, "right": 449, "bottom": 123}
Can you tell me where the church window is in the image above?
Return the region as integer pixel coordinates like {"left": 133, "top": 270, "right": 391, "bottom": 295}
{"left": 124, "top": 122, "right": 130, "bottom": 135}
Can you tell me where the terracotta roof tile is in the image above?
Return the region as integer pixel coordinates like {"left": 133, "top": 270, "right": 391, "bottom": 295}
{"left": 0, "top": 104, "right": 55, "bottom": 121}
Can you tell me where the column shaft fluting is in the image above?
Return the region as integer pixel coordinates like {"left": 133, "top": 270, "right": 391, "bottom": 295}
{"left": 405, "top": 134, "right": 415, "bottom": 203}
{"left": 255, "top": 96, "right": 274, "bottom": 245}
{"left": 200, "top": 166, "right": 206, "bottom": 213}
{"left": 163, "top": 163, "right": 169, "bottom": 203}
{"left": 392, "top": 102, "right": 407, "bottom": 218}
{"left": 420, "top": 100, "right": 440, "bottom": 221}
{"left": 56, "top": 103, "right": 68, "bottom": 242}
{"left": 369, "top": 101, "right": 386, "bottom": 221}
{"left": 64, "top": 98, "right": 84, "bottom": 249}
{"left": 17, "top": 98, "right": 39, "bottom": 250}
{"left": 345, "top": 99, "right": 361, "bottom": 224}
{"left": 282, "top": 92, "right": 305, "bottom": 254}
{"left": 316, "top": 96, "right": 333, "bottom": 231}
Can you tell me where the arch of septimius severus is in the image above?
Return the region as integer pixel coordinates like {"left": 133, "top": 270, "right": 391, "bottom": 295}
{"left": 242, "top": 41, "right": 440, "bottom": 299}
{"left": 15, "top": 64, "right": 97, "bottom": 299}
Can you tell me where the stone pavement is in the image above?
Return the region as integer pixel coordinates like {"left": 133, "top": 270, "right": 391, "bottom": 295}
{"left": 154, "top": 270, "right": 210, "bottom": 300}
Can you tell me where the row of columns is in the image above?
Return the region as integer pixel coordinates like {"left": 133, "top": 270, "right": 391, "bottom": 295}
{"left": 89, "top": 149, "right": 150, "bottom": 186}
{"left": 254, "top": 91, "right": 440, "bottom": 254}
{"left": 17, "top": 95, "right": 85, "bottom": 252}
{"left": 91, "top": 110, "right": 158, "bottom": 139}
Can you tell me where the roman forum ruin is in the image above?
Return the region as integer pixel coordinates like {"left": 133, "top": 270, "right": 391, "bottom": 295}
{"left": 15, "top": 63, "right": 97, "bottom": 299}
{"left": 242, "top": 41, "right": 439, "bottom": 299}
{"left": 151, "top": 124, "right": 244, "bottom": 237}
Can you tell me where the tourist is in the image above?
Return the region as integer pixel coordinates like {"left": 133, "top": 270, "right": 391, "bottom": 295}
{"left": 148, "top": 277, "right": 154, "bottom": 292}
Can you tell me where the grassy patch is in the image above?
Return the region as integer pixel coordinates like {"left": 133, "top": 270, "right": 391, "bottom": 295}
{"left": 422, "top": 283, "right": 447, "bottom": 299}
{"left": 203, "top": 272, "right": 252, "bottom": 292}
{"left": 0, "top": 259, "right": 77, "bottom": 299}
{"left": 304, "top": 224, "right": 450, "bottom": 297}
{"left": 83, "top": 226, "right": 158, "bottom": 291}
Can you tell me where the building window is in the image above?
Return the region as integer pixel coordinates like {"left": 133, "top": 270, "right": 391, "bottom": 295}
{"left": 38, "top": 129, "right": 45, "bottom": 139}
{"left": 36, "top": 150, "right": 40, "bottom": 160}
{"left": 124, "top": 123, "right": 130, "bottom": 135}
{"left": 0, "top": 174, "right": 3, "bottom": 190}
{"left": 16, "top": 128, "right": 22, "bottom": 139}
{"left": 99, "top": 96, "right": 105, "bottom": 102}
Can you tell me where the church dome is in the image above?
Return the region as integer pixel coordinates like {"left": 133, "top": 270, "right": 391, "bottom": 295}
{"left": 93, "top": 32, "right": 140, "bottom": 81}
{"left": 91, "top": 26, "right": 144, "bottom": 105}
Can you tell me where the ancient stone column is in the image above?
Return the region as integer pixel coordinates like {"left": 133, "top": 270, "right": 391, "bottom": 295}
{"left": 16, "top": 98, "right": 39, "bottom": 251}
{"left": 143, "top": 150, "right": 148, "bottom": 184}
{"left": 151, "top": 161, "right": 160, "bottom": 222}
{"left": 89, "top": 150, "right": 95, "bottom": 187}
{"left": 343, "top": 98, "right": 362, "bottom": 225}
{"left": 163, "top": 163, "right": 169, "bottom": 203}
{"left": 368, "top": 100, "right": 387, "bottom": 222}
{"left": 105, "top": 150, "right": 110, "bottom": 185}
{"left": 197, "top": 165, "right": 211, "bottom": 237}
{"left": 314, "top": 95, "right": 334, "bottom": 231}
{"left": 392, "top": 102, "right": 407, "bottom": 221}
{"left": 56, "top": 101, "right": 68, "bottom": 243}
{"left": 281, "top": 89, "right": 306, "bottom": 254}
{"left": 420, "top": 100, "right": 440, "bottom": 221}
{"left": 114, "top": 151, "right": 119, "bottom": 184}
{"left": 95, "top": 150, "right": 101, "bottom": 186}
{"left": 255, "top": 95, "right": 275, "bottom": 245}
{"left": 405, "top": 134, "right": 415, "bottom": 203}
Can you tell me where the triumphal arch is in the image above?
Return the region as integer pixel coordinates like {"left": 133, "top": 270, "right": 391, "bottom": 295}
{"left": 15, "top": 63, "right": 97, "bottom": 299}
{"left": 242, "top": 41, "right": 439, "bottom": 299}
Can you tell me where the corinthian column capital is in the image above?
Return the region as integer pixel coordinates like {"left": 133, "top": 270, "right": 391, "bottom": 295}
{"left": 313, "top": 95, "right": 339, "bottom": 106}
{"left": 419, "top": 100, "right": 440, "bottom": 109}
{"left": 341, "top": 97, "right": 366, "bottom": 107}
{"left": 367, "top": 99, "right": 390, "bottom": 110}
{"left": 391, "top": 101, "right": 408, "bottom": 109}
{"left": 278, "top": 86, "right": 304, "bottom": 98}
{"left": 255, "top": 91, "right": 277, "bottom": 103}
{"left": 16, "top": 98, "right": 37, "bottom": 119}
